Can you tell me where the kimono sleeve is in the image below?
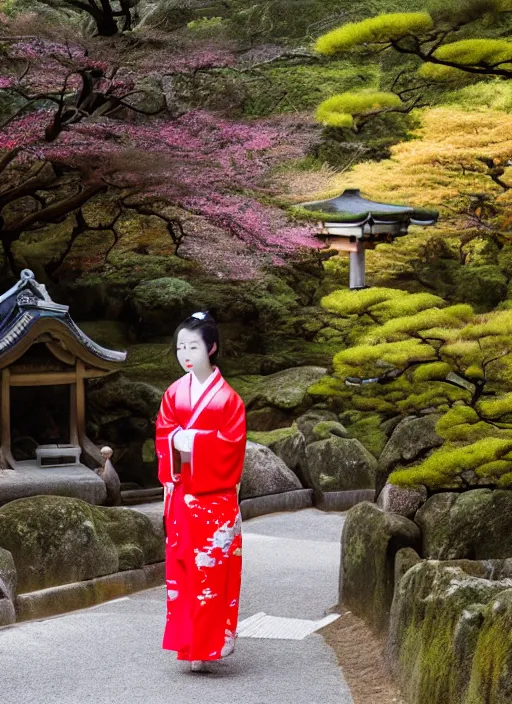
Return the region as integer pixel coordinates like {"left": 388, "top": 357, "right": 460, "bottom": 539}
{"left": 155, "top": 386, "right": 181, "bottom": 486}
{"left": 189, "top": 391, "right": 246, "bottom": 495}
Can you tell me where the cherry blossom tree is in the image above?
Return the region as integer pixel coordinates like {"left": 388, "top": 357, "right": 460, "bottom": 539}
{"left": 0, "top": 28, "right": 321, "bottom": 280}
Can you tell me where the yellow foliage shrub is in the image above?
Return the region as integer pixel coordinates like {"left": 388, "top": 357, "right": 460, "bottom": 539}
{"left": 315, "top": 92, "right": 402, "bottom": 128}
{"left": 389, "top": 437, "right": 512, "bottom": 489}
{"left": 321, "top": 287, "right": 402, "bottom": 316}
{"left": 314, "top": 13, "right": 434, "bottom": 55}
{"left": 364, "top": 304, "right": 473, "bottom": 343}
{"left": 477, "top": 393, "right": 512, "bottom": 419}
{"left": 432, "top": 39, "right": 512, "bottom": 68}
{"left": 412, "top": 362, "right": 451, "bottom": 382}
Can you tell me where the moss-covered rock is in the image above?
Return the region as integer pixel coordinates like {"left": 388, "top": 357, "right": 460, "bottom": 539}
{"left": 306, "top": 437, "right": 377, "bottom": 494}
{"left": 377, "top": 415, "right": 444, "bottom": 497}
{"left": 130, "top": 277, "right": 199, "bottom": 337}
{"left": 246, "top": 425, "right": 308, "bottom": 487}
{"left": 295, "top": 408, "right": 339, "bottom": 445}
{"left": 340, "top": 502, "right": 421, "bottom": 631}
{"left": 0, "top": 547, "right": 16, "bottom": 626}
{"left": 0, "top": 496, "right": 163, "bottom": 593}
{"left": 378, "top": 483, "right": 428, "bottom": 519}
{"left": 464, "top": 589, "right": 512, "bottom": 704}
{"left": 245, "top": 366, "right": 328, "bottom": 412}
{"left": 389, "top": 560, "right": 512, "bottom": 704}
{"left": 340, "top": 410, "right": 388, "bottom": 458}
{"left": 245, "top": 406, "right": 295, "bottom": 431}
{"left": 415, "top": 490, "right": 512, "bottom": 560}
{"left": 0, "top": 547, "right": 16, "bottom": 600}
{"left": 87, "top": 374, "right": 162, "bottom": 421}
{"left": 240, "top": 442, "right": 302, "bottom": 499}
{"left": 310, "top": 420, "right": 349, "bottom": 441}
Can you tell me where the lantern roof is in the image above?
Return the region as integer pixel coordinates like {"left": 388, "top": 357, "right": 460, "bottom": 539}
{"left": 0, "top": 270, "right": 127, "bottom": 370}
{"left": 298, "top": 189, "right": 438, "bottom": 226}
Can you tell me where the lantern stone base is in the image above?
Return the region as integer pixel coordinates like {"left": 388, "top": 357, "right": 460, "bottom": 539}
{"left": 0, "top": 464, "right": 107, "bottom": 507}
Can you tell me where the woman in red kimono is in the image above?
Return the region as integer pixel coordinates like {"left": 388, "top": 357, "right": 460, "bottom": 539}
{"left": 155, "top": 311, "right": 246, "bottom": 672}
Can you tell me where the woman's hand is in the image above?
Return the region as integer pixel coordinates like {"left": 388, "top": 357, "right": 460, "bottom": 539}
{"left": 173, "top": 429, "right": 197, "bottom": 452}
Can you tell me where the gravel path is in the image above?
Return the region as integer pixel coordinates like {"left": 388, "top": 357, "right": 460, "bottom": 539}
{"left": 0, "top": 508, "right": 353, "bottom": 704}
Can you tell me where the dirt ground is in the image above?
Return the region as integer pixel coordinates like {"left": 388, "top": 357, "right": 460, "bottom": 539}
{"left": 319, "top": 607, "right": 405, "bottom": 704}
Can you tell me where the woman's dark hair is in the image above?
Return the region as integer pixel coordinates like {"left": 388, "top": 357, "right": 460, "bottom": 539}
{"left": 173, "top": 311, "right": 220, "bottom": 363}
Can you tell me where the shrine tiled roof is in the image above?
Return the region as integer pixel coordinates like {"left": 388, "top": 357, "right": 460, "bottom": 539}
{"left": 299, "top": 189, "right": 439, "bottom": 225}
{"left": 0, "top": 270, "right": 126, "bottom": 366}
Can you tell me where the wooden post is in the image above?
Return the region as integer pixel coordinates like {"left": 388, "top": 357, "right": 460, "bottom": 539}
{"left": 76, "top": 360, "right": 85, "bottom": 440}
{"left": 75, "top": 360, "right": 103, "bottom": 467}
{"left": 69, "top": 383, "right": 78, "bottom": 446}
{"left": 1, "top": 368, "right": 10, "bottom": 460}
{"left": 349, "top": 242, "right": 366, "bottom": 289}
{"left": 0, "top": 368, "right": 16, "bottom": 469}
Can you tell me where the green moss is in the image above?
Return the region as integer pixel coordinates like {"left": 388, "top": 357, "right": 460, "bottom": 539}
{"left": 478, "top": 393, "right": 512, "bottom": 420}
{"left": 498, "top": 472, "right": 512, "bottom": 488}
{"left": 247, "top": 426, "right": 297, "bottom": 445}
{"left": 122, "top": 344, "right": 181, "bottom": 382}
{"left": 392, "top": 561, "right": 512, "bottom": 704}
{"left": 74, "top": 253, "right": 199, "bottom": 287}
{"left": 343, "top": 412, "right": 388, "bottom": 457}
{"left": 311, "top": 420, "right": 348, "bottom": 441}
{"left": 475, "top": 460, "right": 512, "bottom": 479}
{"left": 131, "top": 277, "right": 197, "bottom": 310}
{"left": 77, "top": 321, "right": 130, "bottom": 350}
{"left": 390, "top": 438, "right": 512, "bottom": 489}
{"left": 308, "top": 375, "right": 346, "bottom": 397}
{"left": 465, "top": 592, "right": 512, "bottom": 704}
{"left": 412, "top": 362, "right": 451, "bottom": 382}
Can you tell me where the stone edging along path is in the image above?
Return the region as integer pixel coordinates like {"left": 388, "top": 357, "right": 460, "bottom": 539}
{"left": 5, "top": 488, "right": 374, "bottom": 625}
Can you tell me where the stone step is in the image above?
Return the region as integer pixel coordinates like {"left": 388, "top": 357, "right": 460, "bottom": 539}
{"left": 121, "top": 487, "right": 163, "bottom": 505}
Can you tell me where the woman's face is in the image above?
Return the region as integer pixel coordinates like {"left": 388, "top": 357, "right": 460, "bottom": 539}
{"left": 176, "top": 327, "right": 211, "bottom": 375}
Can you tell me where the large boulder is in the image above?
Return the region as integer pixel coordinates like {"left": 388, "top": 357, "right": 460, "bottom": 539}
{"left": 0, "top": 496, "right": 164, "bottom": 593}
{"left": 244, "top": 367, "right": 328, "bottom": 419}
{"left": 415, "top": 489, "right": 512, "bottom": 560}
{"left": 306, "top": 437, "right": 377, "bottom": 494}
{"left": 340, "top": 502, "right": 421, "bottom": 631}
{"left": 389, "top": 560, "right": 512, "bottom": 704}
{"left": 246, "top": 426, "right": 308, "bottom": 487}
{"left": 376, "top": 415, "right": 444, "bottom": 497}
{"left": 240, "top": 442, "right": 302, "bottom": 500}
{"left": 377, "top": 482, "right": 428, "bottom": 519}
{"left": 87, "top": 373, "right": 162, "bottom": 422}
{"left": 0, "top": 548, "right": 16, "bottom": 626}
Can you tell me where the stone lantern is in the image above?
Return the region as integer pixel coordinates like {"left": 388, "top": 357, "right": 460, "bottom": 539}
{"left": 299, "top": 189, "right": 439, "bottom": 289}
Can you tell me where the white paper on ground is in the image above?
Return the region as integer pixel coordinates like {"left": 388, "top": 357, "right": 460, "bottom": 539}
{"left": 237, "top": 611, "right": 340, "bottom": 640}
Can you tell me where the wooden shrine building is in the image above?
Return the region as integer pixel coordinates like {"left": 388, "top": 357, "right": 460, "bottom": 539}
{"left": 0, "top": 270, "right": 126, "bottom": 504}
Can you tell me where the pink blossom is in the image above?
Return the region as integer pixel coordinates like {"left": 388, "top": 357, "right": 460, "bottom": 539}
{"left": 0, "top": 34, "right": 321, "bottom": 278}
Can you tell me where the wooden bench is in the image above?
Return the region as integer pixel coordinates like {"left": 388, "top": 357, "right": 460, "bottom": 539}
{"left": 35, "top": 444, "right": 82, "bottom": 467}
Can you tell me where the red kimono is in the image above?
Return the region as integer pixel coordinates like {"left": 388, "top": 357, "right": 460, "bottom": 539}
{"left": 155, "top": 367, "right": 246, "bottom": 661}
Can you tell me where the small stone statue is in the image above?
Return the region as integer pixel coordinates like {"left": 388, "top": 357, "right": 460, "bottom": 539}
{"left": 95, "top": 446, "right": 122, "bottom": 506}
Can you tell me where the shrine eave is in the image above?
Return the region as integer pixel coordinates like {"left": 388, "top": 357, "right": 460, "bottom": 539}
{"left": 298, "top": 189, "right": 439, "bottom": 226}
{"left": 0, "top": 270, "right": 127, "bottom": 370}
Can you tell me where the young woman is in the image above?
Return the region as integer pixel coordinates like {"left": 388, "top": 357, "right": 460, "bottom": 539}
{"left": 155, "top": 311, "right": 246, "bottom": 672}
